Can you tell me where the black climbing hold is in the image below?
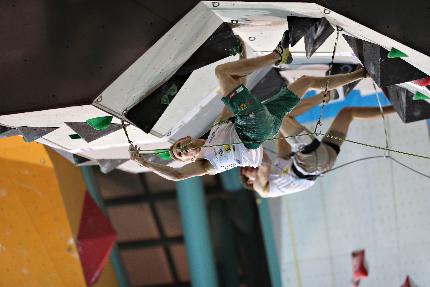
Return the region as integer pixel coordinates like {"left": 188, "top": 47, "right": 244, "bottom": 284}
{"left": 176, "top": 22, "right": 238, "bottom": 76}
{"left": 126, "top": 74, "right": 188, "bottom": 133}
{"left": 343, "top": 35, "right": 427, "bottom": 87}
{"left": 382, "top": 85, "right": 430, "bottom": 123}
{"left": 304, "top": 18, "right": 334, "bottom": 59}
{"left": 17, "top": 126, "right": 59, "bottom": 142}
{"left": 65, "top": 122, "right": 122, "bottom": 142}
{"left": 287, "top": 16, "right": 321, "bottom": 47}
{"left": 287, "top": 16, "right": 334, "bottom": 56}
{"left": 69, "top": 133, "right": 81, "bottom": 139}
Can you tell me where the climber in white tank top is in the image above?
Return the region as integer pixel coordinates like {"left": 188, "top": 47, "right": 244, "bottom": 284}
{"left": 128, "top": 121, "right": 263, "bottom": 181}
{"left": 200, "top": 122, "right": 262, "bottom": 174}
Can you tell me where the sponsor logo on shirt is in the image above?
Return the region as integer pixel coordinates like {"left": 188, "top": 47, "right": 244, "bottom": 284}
{"left": 223, "top": 144, "right": 232, "bottom": 153}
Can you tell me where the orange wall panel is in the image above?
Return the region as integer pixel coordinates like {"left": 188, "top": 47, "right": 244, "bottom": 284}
{"left": 0, "top": 137, "right": 118, "bottom": 287}
{"left": 0, "top": 159, "right": 86, "bottom": 287}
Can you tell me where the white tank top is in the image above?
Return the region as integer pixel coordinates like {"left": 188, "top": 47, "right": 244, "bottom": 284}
{"left": 200, "top": 122, "right": 263, "bottom": 174}
{"left": 267, "top": 157, "right": 315, "bottom": 197}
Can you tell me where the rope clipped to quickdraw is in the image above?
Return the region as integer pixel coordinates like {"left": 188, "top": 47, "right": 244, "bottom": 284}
{"left": 122, "top": 119, "right": 173, "bottom": 160}
{"left": 313, "top": 26, "right": 343, "bottom": 135}
{"left": 372, "top": 81, "right": 391, "bottom": 157}
{"left": 121, "top": 119, "right": 133, "bottom": 145}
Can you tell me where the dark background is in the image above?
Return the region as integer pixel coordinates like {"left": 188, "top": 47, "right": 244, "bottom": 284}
{"left": 1, "top": 0, "right": 429, "bottom": 114}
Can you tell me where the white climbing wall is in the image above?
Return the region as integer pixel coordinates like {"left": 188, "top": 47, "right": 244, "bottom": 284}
{"left": 94, "top": 2, "right": 224, "bottom": 119}
{"left": 268, "top": 114, "right": 430, "bottom": 286}
{"left": 1, "top": 1, "right": 429, "bottom": 175}
{"left": 206, "top": 1, "right": 430, "bottom": 75}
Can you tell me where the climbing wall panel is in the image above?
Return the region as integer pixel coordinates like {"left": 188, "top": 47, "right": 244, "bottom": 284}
{"left": 269, "top": 113, "right": 430, "bottom": 286}
{"left": 0, "top": 137, "right": 87, "bottom": 287}
{"left": 94, "top": 2, "right": 223, "bottom": 118}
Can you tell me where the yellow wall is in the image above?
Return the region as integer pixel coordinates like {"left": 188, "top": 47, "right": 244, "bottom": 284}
{"left": 46, "top": 147, "right": 119, "bottom": 287}
{"left": 0, "top": 137, "right": 119, "bottom": 287}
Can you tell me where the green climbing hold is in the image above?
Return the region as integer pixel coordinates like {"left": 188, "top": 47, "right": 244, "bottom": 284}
{"left": 160, "top": 84, "right": 178, "bottom": 105}
{"left": 155, "top": 149, "right": 172, "bottom": 160}
{"left": 69, "top": 133, "right": 81, "bottom": 139}
{"left": 387, "top": 48, "right": 408, "bottom": 59}
{"left": 160, "top": 94, "right": 170, "bottom": 105}
{"left": 86, "top": 116, "right": 113, "bottom": 131}
{"left": 412, "top": 91, "right": 430, "bottom": 101}
{"left": 166, "top": 84, "right": 177, "bottom": 96}
{"left": 229, "top": 37, "right": 242, "bottom": 56}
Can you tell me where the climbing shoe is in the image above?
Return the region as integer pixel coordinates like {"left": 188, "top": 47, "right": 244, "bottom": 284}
{"left": 274, "top": 30, "right": 293, "bottom": 65}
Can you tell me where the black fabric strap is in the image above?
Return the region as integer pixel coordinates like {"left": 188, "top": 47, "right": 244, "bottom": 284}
{"left": 291, "top": 163, "right": 319, "bottom": 181}
{"left": 322, "top": 140, "right": 341, "bottom": 154}
{"left": 301, "top": 138, "right": 320, "bottom": 154}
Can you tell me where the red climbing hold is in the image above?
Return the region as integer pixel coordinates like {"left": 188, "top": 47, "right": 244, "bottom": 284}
{"left": 401, "top": 276, "right": 412, "bottom": 287}
{"left": 351, "top": 250, "right": 368, "bottom": 281}
{"left": 413, "top": 76, "right": 430, "bottom": 87}
{"left": 77, "top": 192, "right": 117, "bottom": 286}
